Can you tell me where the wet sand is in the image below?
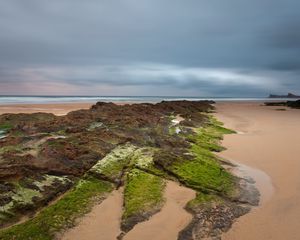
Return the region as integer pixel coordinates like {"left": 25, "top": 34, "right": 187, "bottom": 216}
{"left": 62, "top": 188, "right": 123, "bottom": 240}
{"left": 61, "top": 181, "right": 195, "bottom": 240}
{"left": 216, "top": 102, "right": 300, "bottom": 240}
{"left": 124, "top": 181, "right": 195, "bottom": 240}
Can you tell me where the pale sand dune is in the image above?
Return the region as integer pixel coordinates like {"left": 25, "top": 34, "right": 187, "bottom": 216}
{"left": 216, "top": 102, "right": 300, "bottom": 240}
{"left": 124, "top": 181, "right": 195, "bottom": 240}
{"left": 62, "top": 188, "right": 123, "bottom": 240}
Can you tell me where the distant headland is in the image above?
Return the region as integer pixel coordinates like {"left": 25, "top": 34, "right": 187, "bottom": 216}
{"left": 269, "top": 93, "right": 300, "bottom": 98}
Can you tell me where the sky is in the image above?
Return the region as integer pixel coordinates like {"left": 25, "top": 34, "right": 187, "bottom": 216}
{"left": 0, "top": 0, "right": 300, "bottom": 97}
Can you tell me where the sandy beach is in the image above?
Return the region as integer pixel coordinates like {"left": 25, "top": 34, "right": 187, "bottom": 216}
{"left": 61, "top": 181, "right": 195, "bottom": 240}
{"left": 216, "top": 102, "right": 300, "bottom": 240}
{"left": 1, "top": 101, "right": 300, "bottom": 239}
{"left": 0, "top": 101, "right": 140, "bottom": 116}
{"left": 62, "top": 188, "right": 124, "bottom": 240}
{"left": 124, "top": 181, "right": 195, "bottom": 240}
{"left": 0, "top": 103, "right": 94, "bottom": 116}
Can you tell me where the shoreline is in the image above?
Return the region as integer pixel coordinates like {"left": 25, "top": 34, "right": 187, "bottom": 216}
{"left": 0, "top": 101, "right": 146, "bottom": 116}
{"left": 0, "top": 102, "right": 94, "bottom": 115}
{"left": 229, "top": 160, "right": 273, "bottom": 206}
{"left": 216, "top": 102, "right": 300, "bottom": 240}
{"left": 0, "top": 99, "right": 289, "bottom": 116}
{"left": 0, "top": 99, "right": 263, "bottom": 116}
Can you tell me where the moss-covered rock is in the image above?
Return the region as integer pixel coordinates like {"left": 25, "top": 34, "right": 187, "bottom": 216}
{"left": 0, "top": 176, "right": 113, "bottom": 240}
{"left": 89, "top": 144, "right": 137, "bottom": 183}
{"left": 0, "top": 174, "right": 73, "bottom": 227}
{"left": 121, "top": 168, "right": 166, "bottom": 233}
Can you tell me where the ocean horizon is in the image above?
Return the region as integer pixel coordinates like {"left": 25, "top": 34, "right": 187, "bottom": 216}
{"left": 0, "top": 96, "right": 293, "bottom": 105}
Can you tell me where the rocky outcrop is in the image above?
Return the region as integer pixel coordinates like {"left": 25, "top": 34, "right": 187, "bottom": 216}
{"left": 0, "top": 101, "right": 214, "bottom": 227}
{"left": 268, "top": 93, "right": 300, "bottom": 98}
{"left": 265, "top": 100, "right": 300, "bottom": 109}
{"left": 0, "top": 101, "right": 213, "bottom": 180}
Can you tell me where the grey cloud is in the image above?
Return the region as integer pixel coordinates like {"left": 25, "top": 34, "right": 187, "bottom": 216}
{"left": 268, "top": 61, "right": 300, "bottom": 71}
{"left": 0, "top": 63, "right": 292, "bottom": 96}
{"left": 265, "top": 19, "right": 300, "bottom": 50}
{"left": 0, "top": 0, "right": 300, "bottom": 96}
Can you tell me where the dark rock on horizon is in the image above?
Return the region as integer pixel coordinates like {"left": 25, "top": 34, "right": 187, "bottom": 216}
{"left": 268, "top": 93, "right": 300, "bottom": 98}
{"left": 265, "top": 99, "right": 300, "bottom": 109}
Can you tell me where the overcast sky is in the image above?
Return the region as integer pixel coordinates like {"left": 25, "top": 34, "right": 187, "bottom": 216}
{"left": 0, "top": 0, "right": 299, "bottom": 96}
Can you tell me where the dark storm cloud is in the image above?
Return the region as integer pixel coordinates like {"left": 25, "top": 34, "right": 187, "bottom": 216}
{"left": 268, "top": 61, "right": 300, "bottom": 71}
{"left": 0, "top": 0, "right": 300, "bottom": 95}
{"left": 265, "top": 19, "right": 300, "bottom": 50}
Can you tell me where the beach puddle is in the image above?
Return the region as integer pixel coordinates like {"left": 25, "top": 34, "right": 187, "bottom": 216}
{"left": 219, "top": 153, "right": 274, "bottom": 207}
{"left": 0, "top": 130, "right": 7, "bottom": 139}
{"left": 171, "top": 114, "right": 184, "bottom": 125}
{"left": 123, "top": 181, "right": 195, "bottom": 240}
{"left": 236, "top": 131, "right": 246, "bottom": 135}
{"left": 61, "top": 188, "right": 123, "bottom": 240}
{"left": 171, "top": 115, "right": 184, "bottom": 135}
{"left": 232, "top": 161, "right": 274, "bottom": 205}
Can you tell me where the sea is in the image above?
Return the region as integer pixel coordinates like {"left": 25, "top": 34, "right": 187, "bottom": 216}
{"left": 0, "top": 96, "right": 293, "bottom": 105}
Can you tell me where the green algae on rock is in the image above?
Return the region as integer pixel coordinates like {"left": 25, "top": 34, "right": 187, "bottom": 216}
{"left": 121, "top": 168, "right": 166, "bottom": 233}
{"left": 89, "top": 144, "right": 137, "bottom": 183}
{"left": 0, "top": 176, "right": 113, "bottom": 240}
{"left": 153, "top": 115, "right": 235, "bottom": 197}
{"left": 0, "top": 174, "right": 73, "bottom": 227}
{"left": 190, "top": 116, "right": 236, "bottom": 152}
